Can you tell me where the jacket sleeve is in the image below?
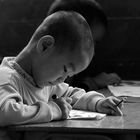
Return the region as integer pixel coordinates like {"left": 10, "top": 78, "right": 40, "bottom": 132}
{"left": 52, "top": 83, "right": 105, "bottom": 111}
{"left": 0, "top": 84, "right": 62, "bottom": 126}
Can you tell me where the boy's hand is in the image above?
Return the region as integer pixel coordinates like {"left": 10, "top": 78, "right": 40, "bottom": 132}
{"left": 53, "top": 97, "right": 72, "bottom": 119}
{"left": 96, "top": 96, "right": 124, "bottom": 116}
{"left": 93, "top": 72, "right": 121, "bottom": 88}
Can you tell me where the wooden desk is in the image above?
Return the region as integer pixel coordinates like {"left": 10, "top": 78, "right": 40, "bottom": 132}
{"left": 5, "top": 103, "right": 140, "bottom": 140}
{"left": 4, "top": 89, "right": 140, "bottom": 140}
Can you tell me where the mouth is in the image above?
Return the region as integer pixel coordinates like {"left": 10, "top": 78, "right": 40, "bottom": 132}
{"left": 48, "top": 81, "right": 59, "bottom": 85}
{"left": 48, "top": 81, "right": 55, "bottom": 85}
{"left": 48, "top": 80, "right": 63, "bottom": 85}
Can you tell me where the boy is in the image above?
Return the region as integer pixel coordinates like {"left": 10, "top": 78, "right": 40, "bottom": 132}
{"left": 48, "top": 0, "right": 121, "bottom": 91}
{"left": 0, "top": 11, "right": 122, "bottom": 140}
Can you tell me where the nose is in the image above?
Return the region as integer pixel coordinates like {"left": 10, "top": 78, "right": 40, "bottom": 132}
{"left": 61, "top": 75, "right": 68, "bottom": 81}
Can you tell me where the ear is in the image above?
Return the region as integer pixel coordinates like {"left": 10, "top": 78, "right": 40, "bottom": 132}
{"left": 37, "top": 35, "right": 55, "bottom": 53}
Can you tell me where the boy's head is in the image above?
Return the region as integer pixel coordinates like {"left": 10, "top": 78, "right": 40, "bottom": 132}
{"left": 26, "top": 11, "right": 94, "bottom": 87}
{"left": 48, "top": 0, "right": 107, "bottom": 44}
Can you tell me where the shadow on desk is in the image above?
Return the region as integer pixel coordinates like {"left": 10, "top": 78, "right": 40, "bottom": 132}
{"left": 23, "top": 132, "right": 113, "bottom": 140}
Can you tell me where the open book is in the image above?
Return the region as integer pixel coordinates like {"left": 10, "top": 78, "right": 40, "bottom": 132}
{"left": 68, "top": 109, "right": 106, "bottom": 120}
{"left": 108, "top": 80, "right": 140, "bottom": 102}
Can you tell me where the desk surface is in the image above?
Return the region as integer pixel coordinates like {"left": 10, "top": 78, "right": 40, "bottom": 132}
{"left": 7, "top": 102, "right": 140, "bottom": 134}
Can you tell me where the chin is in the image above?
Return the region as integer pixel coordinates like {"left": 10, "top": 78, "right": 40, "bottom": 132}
{"left": 37, "top": 81, "right": 61, "bottom": 88}
{"left": 38, "top": 82, "right": 54, "bottom": 87}
{"left": 36, "top": 81, "right": 46, "bottom": 88}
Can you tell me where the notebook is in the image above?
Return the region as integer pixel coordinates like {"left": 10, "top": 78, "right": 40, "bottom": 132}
{"left": 68, "top": 109, "right": 106, "bottom": 120}
{"left": 108, "top": 80, "right": 140, "bottom": 102}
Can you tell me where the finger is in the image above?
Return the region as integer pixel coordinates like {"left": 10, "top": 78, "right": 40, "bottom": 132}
{"left": 61, "top": 106, "right": 71, "bottom": 119}
{"left": 107, "top": 100, "right": 123, "bottom": 116}
{"left": 113, "top": 97, "right": 126, "bottom": 109}
{"left": 116, "top": 78, "right": 122, "bottom": 84}
{"left": 63, "top": 100, "right": 72, "bottom": 111}
{"left": 117, "top": 76, "right": 122, "bottom": 82}
{"left": 117, "top": 97, "right": 127, "bottom": 109}
{"left": 67, "top": 103, "right": 72, "bottom": 110}
{"left": 107, "top": 79, "right": 118, "bottom": 85}
{"left": 99, "top": 97, "right": 123, "bottom": 116}
{"left": 109, "top": 73, "right": 121, "bottom": 84}
{"left": 110, "top": 73, "right": 120, "bottom": 79}
{"left": 106, "top": 96, "right": 119, "bottom": 106}
{"left": 102, "top": 97, "right": 118, "bottom": 109}
{"left": 105, "top": 107, "right": 123, "bottom": 116}
{"left": 110, "top": 107, "right": 123, "bottom": 116}
{"left": 65, "top": 97, "right": 73, "bottom": 104}
{"left": 62, "top": 112, "right": 68, "bottom": 119}
{"left": 99, "top": 107, "right": 112, "bottom": 114}
{"left": 110, "top": 78, "right": 121, "bottom": 85}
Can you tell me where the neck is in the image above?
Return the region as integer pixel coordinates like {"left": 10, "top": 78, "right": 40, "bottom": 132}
{"left": 15, "top": 46, "right": 32, "bottom": 77}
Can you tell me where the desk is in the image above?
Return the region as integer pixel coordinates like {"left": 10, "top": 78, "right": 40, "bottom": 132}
{"left": 4, "top": 90, "right": 140, "bottom": 140}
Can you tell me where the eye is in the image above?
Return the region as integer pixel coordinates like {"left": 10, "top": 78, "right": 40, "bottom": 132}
{"left": 64, "top": 65, "right": 67, "bottom": 73}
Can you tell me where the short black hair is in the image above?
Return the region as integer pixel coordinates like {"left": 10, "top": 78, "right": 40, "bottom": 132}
{"left": 31, "top": 11, "right": 92, "bottom": 53}
{"left": 48, "top": 0, "right": 107, "bottom": 29}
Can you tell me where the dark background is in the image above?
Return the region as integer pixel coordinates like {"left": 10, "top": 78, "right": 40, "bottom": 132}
{"left": 0, "top": 0, "right": 140, "bottom": 80}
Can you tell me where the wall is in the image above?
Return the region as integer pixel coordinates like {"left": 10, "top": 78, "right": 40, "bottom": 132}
{"left": 0, "top": 0, "right": 54, "bottom": 57}
{"left": 95, "top": 0, "right": 140, "bottom": 79}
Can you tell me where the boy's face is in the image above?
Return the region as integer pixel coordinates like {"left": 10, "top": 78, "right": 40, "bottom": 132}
{"left": 34, "top": 48, "right": 90, "bottom": 88}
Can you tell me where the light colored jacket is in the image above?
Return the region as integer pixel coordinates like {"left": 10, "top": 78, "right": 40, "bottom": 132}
{"left": 0, "top": 57, "right": 104, "bottom": 125}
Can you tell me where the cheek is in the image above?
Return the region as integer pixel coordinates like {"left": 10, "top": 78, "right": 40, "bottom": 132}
{"left": 43, "top": 68, "right": 62, "bottom": 81}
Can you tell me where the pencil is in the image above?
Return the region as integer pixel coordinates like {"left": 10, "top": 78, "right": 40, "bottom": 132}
{"left": 116, "top": 99, "right": 124, "bottom": 107}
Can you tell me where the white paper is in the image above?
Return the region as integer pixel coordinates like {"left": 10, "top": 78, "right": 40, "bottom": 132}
{"left": 68, "top": 109, "right": 106, "bottom": 120}
{"left": 108, "top": 80, "right": 140, "bottom": 97}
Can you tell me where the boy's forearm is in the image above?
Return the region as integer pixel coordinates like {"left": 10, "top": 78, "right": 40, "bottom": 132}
{"left": 72, "top": 91, "right": 105, "bottom": 111}
{"left": 0, "top": 99, "right": 62, "bottom": 126}
{"left": 0, "top": 99, "right": 38, "bottom": 126}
